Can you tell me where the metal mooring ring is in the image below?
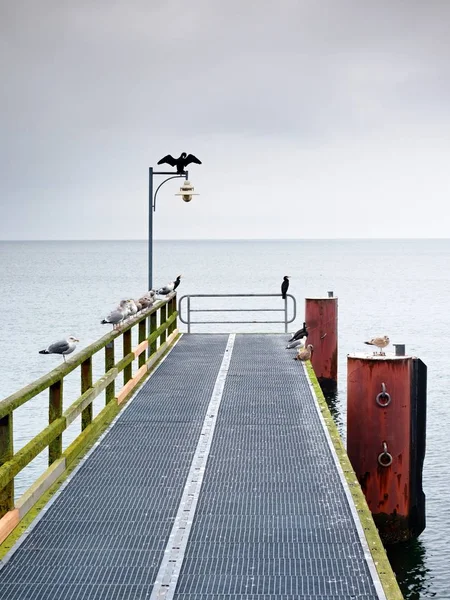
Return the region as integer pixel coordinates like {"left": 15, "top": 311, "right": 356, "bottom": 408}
{"left": 376, "top": 382, "right": 391, "bottom": 407}
{"left": 378, "top": 442, "right": 393, "bottom": 467}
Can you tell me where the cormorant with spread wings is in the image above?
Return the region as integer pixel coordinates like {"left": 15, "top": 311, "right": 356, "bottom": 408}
{"left": 157, "top": 152, "right": 202, "bottom": 174}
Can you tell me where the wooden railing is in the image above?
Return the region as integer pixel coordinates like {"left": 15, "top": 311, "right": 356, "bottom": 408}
{"left": 0, "top": 293, "right": 179, "bottom": 544}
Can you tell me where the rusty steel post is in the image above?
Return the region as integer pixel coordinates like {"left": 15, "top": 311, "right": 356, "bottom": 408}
{"left": 304, "top": 295, "right": 338, "bottom": 390}
{"left": 347, "top": 352, "right": 427, "bottom": 543}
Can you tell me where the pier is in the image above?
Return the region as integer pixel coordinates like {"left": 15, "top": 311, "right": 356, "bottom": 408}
{"left": 0, "top": 295, "right": 402, "bottom": 599}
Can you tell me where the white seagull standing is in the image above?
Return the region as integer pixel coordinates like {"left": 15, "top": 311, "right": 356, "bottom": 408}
{"left": 39, "top": 336, "right": 79, "bottom": 362}
{"left": 364, "top": 335, "right": 390, "bottom": 355}
{"left": 101, "top": 300, "right": 128, "bottom": 329}
{"left": 157, "top": 275, "right": 182, "bottom": 296}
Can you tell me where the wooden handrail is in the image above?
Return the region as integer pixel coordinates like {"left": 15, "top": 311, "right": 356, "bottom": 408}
{"left": 0, "top": 293, "right": 179, "bottom": 525}
{"left": 0, "top": 296, "right": 173, "bottom": 418}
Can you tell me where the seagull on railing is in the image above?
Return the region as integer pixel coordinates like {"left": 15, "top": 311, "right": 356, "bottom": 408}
{"left": 39, "top": 336, "right": 79, "bottom": 362}
{"left": 157, "top": 153, "right": 202, "bottom": 174}
{"left": 157, "top": 275, "right": 182, "bottom": 296}
{"left": 101, "top": 300, "right": 128, "bottom": 329}
{"left": 139, "top": 295, "right": 154, "bottom": 309}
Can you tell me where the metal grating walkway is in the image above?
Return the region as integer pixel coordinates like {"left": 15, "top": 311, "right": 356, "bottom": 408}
{"left": 0, "top": 334, "right": 384, "bottom": 600}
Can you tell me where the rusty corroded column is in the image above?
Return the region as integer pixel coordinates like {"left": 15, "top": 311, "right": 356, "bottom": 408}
{"left": 347, "top": 351, "right": 427, "bottom": 543}
{"left": 304, "top": 293, "right": 338, "bottom": 390}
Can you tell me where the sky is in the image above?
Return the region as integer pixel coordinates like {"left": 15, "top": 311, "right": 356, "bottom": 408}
{"left": 1, "top": 1, "right": 450, "bottom": 240}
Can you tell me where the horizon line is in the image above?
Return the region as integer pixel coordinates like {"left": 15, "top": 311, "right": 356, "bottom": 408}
{"left": 1, "top": 237, "right": 450, "bottom": 242}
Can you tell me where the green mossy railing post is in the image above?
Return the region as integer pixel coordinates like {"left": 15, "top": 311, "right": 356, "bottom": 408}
{"left": 0, "top": 412, "right": 14, "bottom": 517}
{"left": 123, "top": 330, "right": 132, "bottom": 384}
{"left": 0, "top": 295, "right": 179, "bottom": 536}
{"left": 167, "top": 299, "right": 174, "bottom": 336}
{"left": 160, "top": 303, "right": 167, "bottom": 345}
{"left": 138, "top": 320, "right": 146, "bottom": 368}
{"left": 149, "top": 312, "right": 157, "bottom": 356}
{"left": 105, "top": 341, "right": 115, "bottom": 404}
{"left": 81, "top": 358, "right": 93, "bottom": 430}
{"left": 171, "top": 296, "right": 177, "bottom": 334}
{"left": 48, "top": 380, "right": 63, "bottom": 465}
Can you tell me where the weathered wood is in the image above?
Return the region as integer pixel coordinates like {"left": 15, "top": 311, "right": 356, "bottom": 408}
{"left": 0, "top": 418, "right": 66, "bottom": 491}
{"left": 0, "top": 295, "right": 175, "bottom": 419}
{"left": 138, "top": 320, "right": 146, "bottom": 368}
{"left": 64, "top": 368, "right": 118, "bottom": 425}
{"left": 0, "top": 413, "right": 14, "bottom": 517}
{"left": 0, "top": 295, "right": 178, "bottom": 523}
{"left": 160, "top": 303, "right": 168, "bottom": 345}
{"left": 123, "top": 330, "right": 132, "bottom": 385}
{"left": 105, "top": 341, "right": 115, "bottom": 404}
{"left": 170, "top": 296, "right": 177, "bottom": 334}
{"left": 81, "top": 357, "right": 93, "bottom": 431}
{"left": 48, "top": 380, "right": 63, "bottom": 465}
{"left": 149, "top": 312, "right": 157, "bottom": 356}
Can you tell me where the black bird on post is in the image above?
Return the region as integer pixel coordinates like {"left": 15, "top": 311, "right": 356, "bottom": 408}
{"left": 157, "top": 152, "right": 202, "bottom": 174}
{"left": 281, "top": 276, "right": 290, "bottom": 299}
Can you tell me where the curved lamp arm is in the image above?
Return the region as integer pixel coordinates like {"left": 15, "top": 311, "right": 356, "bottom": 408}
{"left": 153, "top": 174, "right": 187, "bottom": 211}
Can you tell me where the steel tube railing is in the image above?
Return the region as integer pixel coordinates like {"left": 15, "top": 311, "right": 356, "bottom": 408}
{"left": 178, "top": 293, "right": 296, "bottom": 333}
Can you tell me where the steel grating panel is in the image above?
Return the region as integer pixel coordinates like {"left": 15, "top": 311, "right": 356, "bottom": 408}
{"left": 0, "top": 335, "right": 229, "bottom": 600}
{"left": 0, "top": 334, "right": 383, "bottom": 600}
{"left": 174, "top": 334, "right": 381, "bottom": 600}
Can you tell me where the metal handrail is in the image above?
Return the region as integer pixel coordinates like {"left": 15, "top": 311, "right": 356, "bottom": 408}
{"left": 178, "top": 293, "right": 296, "bottom": 333}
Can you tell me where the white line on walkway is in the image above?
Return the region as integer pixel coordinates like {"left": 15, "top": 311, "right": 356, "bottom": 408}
{"left": 150, "top": 333, "right": 235, "bottom": 600}
{"left": 303, "top": 363, "right": 388, "bottom": 600}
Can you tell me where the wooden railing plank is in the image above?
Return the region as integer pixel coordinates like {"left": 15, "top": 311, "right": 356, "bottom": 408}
{"left": 0, "top": 413, "right": 14, "bottom": 517}
{"left": 0, "top": 296, "right": 174, "bottom": 418}
{"left": 48, "top": 380, "right": 63, "bottom": 465}
{"left": 81, "top": 357, "right": 93, "bottom": 431}
{"left": 105, "top": 341, "right": 115, "bottom": 404}
{"left": 138, "top": 320, "right": 146, "bottom": 368}
{"left": 0, "top": 294, "right": 178, "bottom": 523}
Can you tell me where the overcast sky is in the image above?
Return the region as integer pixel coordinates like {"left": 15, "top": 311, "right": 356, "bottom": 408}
{"left": 1, "top": 1, "right": 449, "bottom": 240}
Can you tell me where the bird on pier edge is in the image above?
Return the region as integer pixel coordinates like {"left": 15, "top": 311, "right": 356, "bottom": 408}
{"left": 157, "top": 153, "right": 202, "bottom": 174}
{"left": 364, "top": 335, "right": 390, "bottom": 355}
{"left": 281, "top": 276, "right": 290, "bottom": 299}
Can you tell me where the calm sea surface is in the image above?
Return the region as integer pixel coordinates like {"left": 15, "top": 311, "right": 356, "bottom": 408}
{"left": 0, "top": 239, "right": 449, "bottom": 599}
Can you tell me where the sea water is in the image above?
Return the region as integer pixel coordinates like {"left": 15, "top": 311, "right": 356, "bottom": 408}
{"left": 1, "top": 239, "right": 449, "bottom": 599}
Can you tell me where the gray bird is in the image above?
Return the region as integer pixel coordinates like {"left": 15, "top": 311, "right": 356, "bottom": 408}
{"left": 286, "top": 337, "right": 306, "bottom": 350}
{"left": 158, "top": 275, "right": 182, "bottom": 295}
{"left": 39, "top": 336, "right": 79, "bottom": 362}
{"left": 101, "top": 300, "right": 128, "bottom": 329}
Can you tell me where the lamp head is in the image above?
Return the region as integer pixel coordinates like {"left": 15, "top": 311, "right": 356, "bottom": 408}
{"left": 175, "top": 180, "right": 199, "bottom": 203}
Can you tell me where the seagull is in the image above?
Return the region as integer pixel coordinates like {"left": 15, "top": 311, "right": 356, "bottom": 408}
{"left": 139, "top": 295, "right": 154, "bottom": 309}
{"left": 157, "top": 153, "right": 202, "bottom": 174}
{"left": 286, "top": 337, "right": 306, "bottom": 350}
{"left": 39, "top": 336, "right": 79, "bottom": 362}
{"left": 101, "top": 300, "right": 128, "bottom": 329}
{"left": 364, "top": 335, "right": 390, "bottom": 355}
{"left": 294, "top": 344, "right": 314, "bottom": 362}
{"left": 158, "top": 275, "right": 182, "bottom": 295}
{"left": 281, "top": 276, "right": 290, "bottom": 299}
{"left": 126, "top": 299, "right": 139, "bottom": 317}
{"left": 288, "top": 322, "right": 308, "bottom": 343}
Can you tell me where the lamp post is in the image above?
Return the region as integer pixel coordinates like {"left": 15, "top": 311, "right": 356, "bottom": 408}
{"left": 148, "top": 167, "right": 198, "bottom": 290}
